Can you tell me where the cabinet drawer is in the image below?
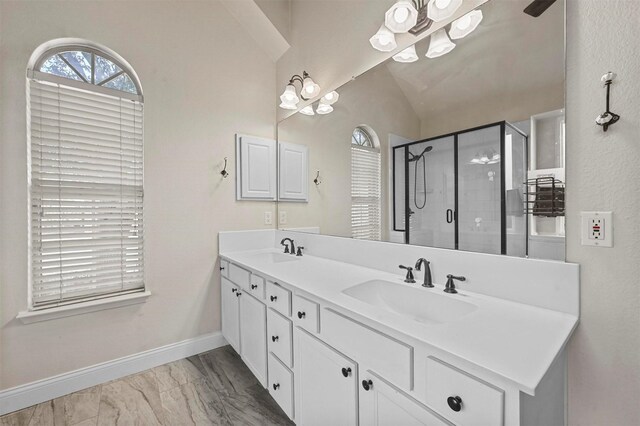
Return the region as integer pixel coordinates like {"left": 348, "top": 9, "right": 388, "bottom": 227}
{"left": 248, "top": 274, "right": 265, "bottom": 299}
{"left": 220, "top": 259, "right": 229, "bottom": 278}
{"left": 426, "top": 357, "right": 504, "bottom": 426}
{"left": 266, "top": 281, "right": 292, "bottom": 317}
{"left": 229, "top": 263, "right": 250, "bottom": 289}
{"left": 268, "top": 353, "right": 294, "bottom": 419}
{"left": 292, "top": 294, "right": 319, "bottom": 333}
{"left": 267, "top": 308, "right": 293, "bottom": 367}
{"left": 321, "top": 308, "right": 413, "bottom": 391}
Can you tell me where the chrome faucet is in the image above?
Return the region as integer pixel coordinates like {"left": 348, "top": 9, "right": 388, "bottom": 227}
{"left": 280, "top": 238, "right": 296, "bottom": 255}
{"left": 399, "top": 265, "right": 416, "bottom": 283}
{"left": 414, "top": 258, "right": 433, "bottom": 288}
{"left": 444, "top": 275, "right": 466, "bottom": 294}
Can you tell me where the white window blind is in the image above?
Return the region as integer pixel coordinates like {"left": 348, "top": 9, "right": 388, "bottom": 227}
{"left": 28, "top": 78, "right": 144, "bottom": 309}
{"left": 351, "top": 145, "right": 381, "bottom": 240}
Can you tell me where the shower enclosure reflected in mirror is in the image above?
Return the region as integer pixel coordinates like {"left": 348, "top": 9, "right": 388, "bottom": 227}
{"left": 276, "top": 0, "right": 566, "bottom": 260}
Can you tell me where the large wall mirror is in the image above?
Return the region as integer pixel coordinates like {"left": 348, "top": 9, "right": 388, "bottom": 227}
{"left": 277, "top": 0, "right": 566, "bottom": 260}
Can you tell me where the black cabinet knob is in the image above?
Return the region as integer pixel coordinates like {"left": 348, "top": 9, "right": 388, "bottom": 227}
{"left": 251, "top": 284, "right": 258, "bottom": 289}
{"left": 220, "top": 266, "right": 225, "bottom": 271}
{"left": 272, "top": 336, "right": 279, "bottom": 342}
{"left": 236, "top": 292, "right": 241, "bottom": 297}
{"left": 273, "top": 383, "right": 280, "bottom": 391}
{"left": 270, "top": 295, "right": 277, "bottom": 302}
{"left": 447, "top": 396, "right": 462, "bottom": 412}
{"left": 341, "top": 367, "right": 352, "bottom": 377}
{"left": 231, "top": 288, "right": 237, "bottom": 293}
{"left": 362, "top": 379, "right": 373, "bottom": 391}
{"left": 297, "top": 311, "right": 306, "bottom": 319}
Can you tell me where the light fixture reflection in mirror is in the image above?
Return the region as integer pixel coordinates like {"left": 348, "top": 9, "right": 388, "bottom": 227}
{"left": 321, "top": 91, "right": 340, "bottom": 105}
{"left": 316, "top": 102, "right": 334, "bottom": 115}
{"left": 393, "top": 45, "right": 419, "bottom": 63}
{"left": 425, "top": 28, "right": 456, "bottom": 58}
{"left": 449, "top": 10, "right": 483, "bottom": 39}
{"left": 427, "top": 0, "right": 463, "bottom": 22}
{"left": 299, "top": 105, "right": 315, "bottom": 116}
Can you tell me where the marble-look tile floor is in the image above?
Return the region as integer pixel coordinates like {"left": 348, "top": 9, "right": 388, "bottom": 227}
{"left": 0, "top": 346, "right": 294, "bottom": 426}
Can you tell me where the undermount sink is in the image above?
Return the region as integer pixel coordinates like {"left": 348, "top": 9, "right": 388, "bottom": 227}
{"left": 248, "top": 252, "right": 300, "bottom": 263}
{"left": 342, "top": 280, "right": 477, "bottom": 325}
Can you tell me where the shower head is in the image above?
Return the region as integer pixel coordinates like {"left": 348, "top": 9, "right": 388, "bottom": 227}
{"left": 408, "top": 146, "right": 433, "bottom": 162}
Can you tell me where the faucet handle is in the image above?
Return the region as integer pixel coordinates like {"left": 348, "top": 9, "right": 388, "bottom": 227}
{"left": 296, "top": 246, "right": 304, "bottom": 256}
{"left": 399, "top": 265, "right": 416, "bottom": 283}
{"left": 444, "top": 274, "right": 466, "bottom": 294}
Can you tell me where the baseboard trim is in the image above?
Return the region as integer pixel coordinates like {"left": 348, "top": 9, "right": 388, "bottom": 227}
{"left": 0, "top": 331, "right": 227, "bottom": 416}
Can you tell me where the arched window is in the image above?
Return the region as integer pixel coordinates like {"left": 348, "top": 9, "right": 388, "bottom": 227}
{"left": 351, "top": 126, "right": 381, "bottom": 240}
{"left": 26, "top": 41, "right": 145, "bottom": 311}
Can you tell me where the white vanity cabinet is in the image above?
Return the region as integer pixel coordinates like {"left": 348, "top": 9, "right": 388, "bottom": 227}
{"left": 221, "top": 277, "right": 241, "bottom": 353}
{"left": 220, "top": 269, "right": 267, "bottom": 387}
{"left": 294, "top": 327, "right": 358, "bottom": 426}
{"left": 239, "top": 291, "right": 267, "bottom": 386}
{"left": 219, "top": 252, "right": 572, "bottom": 426}
{"left": 359, "top": 371, "right": 451, "bottom": 426}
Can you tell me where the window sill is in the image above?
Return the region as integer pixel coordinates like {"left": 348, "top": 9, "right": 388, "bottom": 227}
{"left": 16, "top": 291, "right": 151, "bottom": 324}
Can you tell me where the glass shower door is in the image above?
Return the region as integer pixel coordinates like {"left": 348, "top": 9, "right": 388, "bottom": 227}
{"left": 457, "top": 125, "right": 502, "bottom": 254}
{"left": 406, "top": 137, "right": 455, "bottom": 249}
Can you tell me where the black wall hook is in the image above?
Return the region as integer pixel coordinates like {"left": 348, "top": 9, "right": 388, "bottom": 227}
{"left": 221, "top": 157, "right": 229, "bottom": 178}
{"left": 596, "top": 71, "right": 620, "bottom": 132}
{"left": 313, "top": 170, "right": 322, "bottom": 185}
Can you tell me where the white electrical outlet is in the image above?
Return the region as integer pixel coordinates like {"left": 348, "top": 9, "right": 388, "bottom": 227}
{"left": 279, "top": 211, "right": 287, "bottom": 225}
{"left": 581, "top": 211, "right": 613, "bottom": 247}
{"left": 264, "top": 211, "right": 273, "bottom": 225}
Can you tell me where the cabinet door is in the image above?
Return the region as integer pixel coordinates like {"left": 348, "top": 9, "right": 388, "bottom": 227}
{"left": 239, "top": 292, "right": 267, "bottom": 387}
{"left": 360, "top": 371, "right": 451, "bottom": 426}
{"left": 294, "top": 328, "right": 357, "bottom": 426}
{"left": 278, "top": 142, "right": 309, "bottom": 201}
{"left": 221, "top": 277, "right": 240, "bottom": 353}
{"left": 236, "top": 134, "right": 277, "bottom": 200}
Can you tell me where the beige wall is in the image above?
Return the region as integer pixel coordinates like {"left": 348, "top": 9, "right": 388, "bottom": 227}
{"left": 0, "top": 0, "right": 276, "bottom": 389}
{"left": 278, "top": 65, "right": 421, "bottom": 239}
{"left": 565, "top": 1, "right": 640, "bottom": 424}
{"left": 420, "top": 83, "right": 565, "bottom": 139}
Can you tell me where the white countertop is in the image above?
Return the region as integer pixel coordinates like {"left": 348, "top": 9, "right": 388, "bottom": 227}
{"left": 220, "top": 248, "right": 578, "bottom": 395}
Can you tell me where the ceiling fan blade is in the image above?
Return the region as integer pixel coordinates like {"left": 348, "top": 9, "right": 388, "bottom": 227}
{"left": 523, "top": 0, "right": 557, "bottom": 17}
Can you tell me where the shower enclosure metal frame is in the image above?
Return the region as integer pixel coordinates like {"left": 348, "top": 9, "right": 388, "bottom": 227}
{"left": 393, "top": 121, "right": 528, "bottom": 255}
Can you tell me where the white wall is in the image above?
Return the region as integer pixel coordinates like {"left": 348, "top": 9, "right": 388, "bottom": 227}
{"left": 0, "top": 0, "right": 276, "bottom": 390}
{"left": 565, "top": 1, "right": 640, "bottom": 424}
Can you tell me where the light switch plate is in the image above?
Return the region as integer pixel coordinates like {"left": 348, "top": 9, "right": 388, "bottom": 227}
{"left": 581, "top": 211, "right": 613, "bottom": 247}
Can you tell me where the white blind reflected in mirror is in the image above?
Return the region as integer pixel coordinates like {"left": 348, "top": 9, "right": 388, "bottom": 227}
{"left": 28, "top": 79, "right": 144, "bottom": 309}
{"left": 351, "top": 145, "right": 381, "bottom": 240}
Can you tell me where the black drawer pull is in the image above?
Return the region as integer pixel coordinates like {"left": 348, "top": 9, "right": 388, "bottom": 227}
{"left": 236, "top": 292, "right": 241, "bottom": 297}
{"left": 272, "top": 335, "right": 279, "bottom": 342}
{"left": 231, "top": 288, "right": 237, "bottom": 293}
{"left": 251, "top": 284, "right": 258, "bottom": 290}
{"left": 447, "top": 396, "right": 462, "bottom": 412}
{"left": 341, "top": 367, "right": 352, "bottom": 377}
{"left": 270, "top": 295, "right": 277, "bottom": 302}
{"left": 220, "top": 266, "right": 225, "bottom": 271}
{"left": 273, "top": 383, "right": 280, "bottom": 391}
{"left": 362, "top": 379, "right": 373, "bottom": 391}
{"left": 297, "top": 311, "right": 306, "bottom": 319}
